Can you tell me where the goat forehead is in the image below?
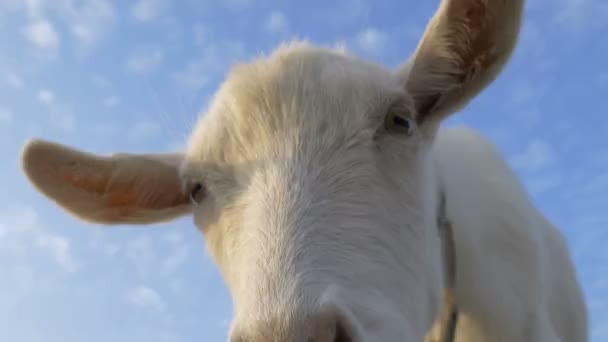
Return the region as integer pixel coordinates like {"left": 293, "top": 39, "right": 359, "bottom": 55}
{"left": 186, "top": 43, "right": 404, "bottom": 163}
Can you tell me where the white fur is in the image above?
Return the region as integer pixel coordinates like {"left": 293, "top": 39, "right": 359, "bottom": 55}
{"left": 424, "top": 127, "right": 588, "bottom": 341}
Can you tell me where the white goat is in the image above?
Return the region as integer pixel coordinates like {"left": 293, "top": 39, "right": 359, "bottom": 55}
{"left": 20, "top": 0, "right": 588, "bottom": 341}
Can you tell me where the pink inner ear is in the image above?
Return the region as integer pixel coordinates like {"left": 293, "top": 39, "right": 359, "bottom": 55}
{"left": 58, "top": 165, "right": 190, "bottom": 213}
{"left": 456, "top": 2, "right": 500, "bottom": 73}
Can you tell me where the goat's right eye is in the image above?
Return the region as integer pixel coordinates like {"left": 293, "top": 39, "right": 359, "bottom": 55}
{"left": 189, "top": 183, "right": 205, "bottom": 205}
{"left": 385, "top": 107, "right": 416, "bottom": 136}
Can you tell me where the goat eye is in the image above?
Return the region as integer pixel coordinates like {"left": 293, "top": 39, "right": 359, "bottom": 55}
{"left": 189, "top": 183, "right": 205, "bottom": 205}
{"left": 385, "top": 109, "right": 416, "bottom": 136}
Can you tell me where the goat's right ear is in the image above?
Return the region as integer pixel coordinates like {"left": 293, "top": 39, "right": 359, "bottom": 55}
{"left": 399, "top": 0, "right": 524, "bottom": 137}
{"left": 21, "top": 139, "right": 192, "bottom": 225}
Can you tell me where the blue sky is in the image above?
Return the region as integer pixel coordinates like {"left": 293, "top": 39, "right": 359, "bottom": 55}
{"left": 0, "top": 0, "right": 606, "bottom": 341}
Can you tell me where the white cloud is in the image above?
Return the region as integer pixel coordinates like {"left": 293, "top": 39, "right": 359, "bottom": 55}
{"left": 171, "top": 40, "right": 246, "bottom": 91}
{"left": 265, "top": 10, "right": 289, "bottom": 34}
{"left": 132, "top": 0, "right": 168, "bottom": 22}
{"left": 161, "top": 247, "right": 190, "bottom": 275}
{"left": 23, "top": 19, "right": 59, "bottom": 49}
{"left": 509, "top": 139, "right": 557, "bottom": 173}
{"left": 7, "top": 0, "right": 116, "bottom": 57}
{"left": 171, "top": 60, "right": 212, "bottom": 90}
{"left": 69, "top": 1, "right": 116, "bottom": 52}
{"left": 126, "top": 286, "right": 166, "bottom": 312}
{"left": 355, "top": 28, "right": 388, "bottom": 55}
{"left": 0, "top": 208, "right": 36, "bottom": 254}
{"left": 0, "top": 108, "right": 12, "bottom": 123}
{"left": 103, "top": 96, "right": 120, "bottom": 108}
{"left": 0, "top": 206, "right": 81, "bottom": 273}
{"left": 34, "top": 90, "right": 78, "bottom": 131}
{"left": 37, "top": 89, "right": 54, "bottom": 104}
{"left": 126, "top": 46, "right": 164, "bottom": 74}
{"left": 3, "top": 71, "right": 25, "bottom": 90}
{"left": 21, "top": 0, "right": 46, "bottom": 19}
{"left": 35, "top": 234, "right": 81, "bottom": 272}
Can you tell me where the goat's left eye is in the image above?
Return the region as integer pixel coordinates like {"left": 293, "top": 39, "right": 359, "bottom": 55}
{"left": 385, "top": 109, "right": 416, "bottom": 136}
{"left": 189, "top": 183, "right": 206, "bottom": 205}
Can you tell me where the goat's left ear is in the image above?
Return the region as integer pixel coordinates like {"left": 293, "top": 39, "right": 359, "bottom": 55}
{"left": 398, "top": 0, "right": 525, "bottom": 136}
{"left": 21, "top": 139, "right": 192, "bottom": 225}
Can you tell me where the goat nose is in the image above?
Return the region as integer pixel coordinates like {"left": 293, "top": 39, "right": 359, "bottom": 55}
{"left": 228, "top": 305, "right": 357, "bottom": 342}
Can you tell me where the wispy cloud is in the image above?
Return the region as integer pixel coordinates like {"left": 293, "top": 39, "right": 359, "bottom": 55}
{"left": 37, "top": 89, "right": 55, "bottom": 105}
{"left": 8, "top": 0, "right": 116, "bottom": 58}
{"left": 126, "top": 286, "right": 166, "bottom": 312}
{"left": 354, "top": 28, "right": 389, "bottom": 55}
{"left": 170, "top": 60, "right": 212, "bottom": 90}
{"left": 35, "top": 234, "right": 81, "bottom": 273}
{"left": 509, "top": 139, "right": 557, "bottom": 173}
{"left": 23, "top": 19, "right": 60, "bottom": 49}
{"left": 171, "top": 40, "right": 246, "bottom": 92}
{"left": 3, "top": 71, "right": 26, "bottom": 90}
{"left": 264, "top": 10, "right": 289, "bottom": 34}
{"left": 507, "top": 139, "right": 563, "bottom": 195}
{"left": 0, "top": 108, "right": 12, "bottom": 124}
{"left": 131, "top": 0, "right": 169, "bottom": 22}
{"left": 68, "top": 0, "right": 117, "bottom": 56}
{"left": 0, "top": 207, "right": 82, "bottom": 273}
{"left": 34, "top": 89, "right": 78, "bottom": 132}
{"left": 161, "top": 246, "right": 190, "bottom": 276}
{"left": 126, "top": 46, "right": 164, "bottom": 74}
{"left": 103, "top": 96, "right": 120, "bottom": 109}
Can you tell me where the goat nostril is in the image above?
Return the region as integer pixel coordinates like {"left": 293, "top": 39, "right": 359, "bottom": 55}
{"left": 311, "top": 309, "right": 354, "bottom": 342}
{"left": 333, "top": 317, "right": 352, "bottom": 342}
